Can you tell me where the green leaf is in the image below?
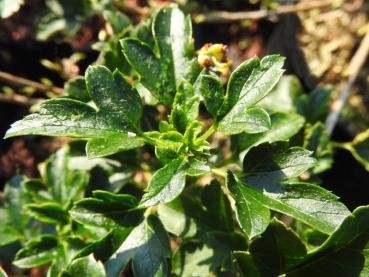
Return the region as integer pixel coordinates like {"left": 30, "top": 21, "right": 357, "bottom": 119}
{"left": 157, "top": 197, "right": 197, "bottom": 238}
{"left": 185, "top": 158, "right": 211, "bottom": 177}
{"left": 0, "top": 266, "right": 7, "bottom": 277}
{"left": 140, "top": 157, "right": 187, "bottom": 207}
{"left": 339, "top": 130, "right": 369, "bottom": 172}
{"left": 201, "top": 180, "right": 233, "bottom": 232}
{"left": 296, "top": 86, "right": 332, "bottom": 124}
{"left": 287, "top": 205, "right": 369, "bottom": 277}
{"left": 5, "top": 66, "right": 143, "bottom": 157}
{"left": 232, "top": 251, "right": 261, "bottom": 277}
{"left": 199, "top": 75, "right": 224, "bottom": 116}
{"left": 242, "top": 142, "right": 316, "bottom": 185}
{"left": 0, "top": 0, "right": 24, "bottom": 18}
{"left": 257, "top": 75, "right": 303, "bottom": 113}
{"left": 232, "top": 112, "right": 305, "bottom": 155}
{"left": 227, "top": 174, "right": 270, "bottom": 239}
{"left": 13, "top": 235, "right": 59, "bottom": 268}
{"left": 73, "top": 228, "right": 131, "bottom": 262}
{"left": 218, "top": 55, "right": 285, "bottom": 119}
{"left": 70, "top": 193, "right": 142, "bottom": 228}
{"left": 249, "top": 218, "right": 307, "bottom": 276}
{"left": 68, "top": 254, "right": 106, "bottom": 277}
{"left": 172, "top": 242, "right": 220, "bottom": 277}
{"left": 0, "top": 216, "right": 21, "bottom": 246}
{"left": 228, "top": 172, "right": 350, "bottom": 235}
{"left": 121, "top": 39, "right": 166, "bottom": 102}
{"left": 3, "top": 176, "right": 30, "bottom": 233}
{"left": 303, "top": 122, "right": 333, "bottom": 174}
{"left": 153, "top": 4, "right": 193, "bottom": 84}
{"left": 86, "top": 133, "right": 144, "bottom": 158}
{"left": 26, "top": 202, "right": 69, "bottom": 225}
{"left": 121, "top": 5, "right": 195, "bottom": 104}
{"left": 217, "top": 106, "right": 271, "bottom": 135}
{"left": 64, "top": 76, "right": 90, "bottom": 102}
{"left": 170, "top": 80, "right": 200, "bottom": 133}
{"left": 106, "top": 215, "right": 171, "bottom": 277}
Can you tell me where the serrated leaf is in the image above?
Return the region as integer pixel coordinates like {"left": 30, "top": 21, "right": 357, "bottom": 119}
{"left": 5, "top": 66, "right": 143, "bottom": 157}
{"left": 287, "top": 205, "right": 369, "bottom": 277}
{"left": 242, "top": 142, "right": 316, "bottom": 185}
{"left": 228, "top": 172, "right": 350, "bottom": 235}
{"left": 121, "top": 5, "right": 195, "bottom": 104}
{"left": 227, "top": 174, "right": 270, "bottom": 239}
{"left": 233, "top": 112, "right": 305, "bottom": 155}
{"left": 13, "top": 235, "right": 59, "bottom": 268}
{"left": 106, "top": 215, "right": 171, "bottom": 277}
{"left": 68, "top": 254, "right": 106, "bottom": 277}
{"left": 140, "top": 157, "right": 187, "bottom": 207}
{"left": 199, "top": 75, "right": 224, "bottom": 116}
{"left": 217, "top": 106, "right": 271, "bottom": 135}
{"left": 217, "top": 55, "right": 285, "bottom": 122}
{"left": 249, "top": 218, "right": 307, "bottom": 276}
{"left": 26, "top": 202, "right": 69, "bottom": 225}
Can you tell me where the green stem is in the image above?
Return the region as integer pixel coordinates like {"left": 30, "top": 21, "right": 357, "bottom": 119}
{"left": 211, "top": 168, "right": 227, "bottom": 178}
{"left": 331, "top": 141, "right": 352, "bottom": 151}
{"left": 196, "top": 124, "right": 217, "bottom": 143}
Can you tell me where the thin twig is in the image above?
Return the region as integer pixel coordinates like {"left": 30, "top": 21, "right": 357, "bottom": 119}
{"left": 0, "top": 71, "right": 64, "bottom": 95}
{"left": 194, "top": 0, "right": 336, "bottom": 23}
{"left": 326, "top": 24, "right": 369, "bottom": 135}
{"left": 0, "top": 93, "right": 44, "bottom": 107}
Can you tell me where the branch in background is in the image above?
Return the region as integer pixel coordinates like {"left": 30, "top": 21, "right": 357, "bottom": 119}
{"left": 0, "top": 93, "right": 44, "bottom": 107}
{"left": 194, "top": 0, "right": 336, "bottom": 23}
{"left": 326, "top": 23, "right": 369, "bottom": 135}
{"left": 0, "top": 71, "right": 64, "bottom": 95}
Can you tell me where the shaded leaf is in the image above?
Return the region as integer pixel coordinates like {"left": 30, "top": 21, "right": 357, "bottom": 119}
{"left": 105, "top": 215, "right": 171, "bottom": 277}
{"left": 68, "top": 254, "right": 106, "bottom": 277}
{"left": 199, "top": 74, "right": 224, "bottom": 116}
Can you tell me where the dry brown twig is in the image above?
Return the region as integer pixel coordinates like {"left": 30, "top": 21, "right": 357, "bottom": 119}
{"left": 326, "top": 23, "right": 369, "bottom": 134}
{"left": 0, "top": 70, "right": 64, "bottom": 95}
{"left": 194, "top": 0, "right": 337, "bottom": 23}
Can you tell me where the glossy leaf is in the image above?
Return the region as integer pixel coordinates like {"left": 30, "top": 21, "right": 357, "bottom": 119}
{"left": 217, "top": 106, "right": 271, "bottom": 135}
{"left": 242, "top": 142, "right": 316, "bottom": 185}
{"left": 64, "top": 76, "right": 90, "bottom": 102}
{"left": 68, "top": 254, "right": 106, "bottom": 277}
{"left": 232, "top": 112, "right": 305, "bottom": 155}
{"left": 228, "top": 172, "right": 350, "bottom": 235}
{"left": 105, "top": 215, "right": 171, "bottom": 277}
{"left": 218, "top": 55, "right": 284, "bottom": 120}
{"left": 5, "top": 66, "right": 143, "bottom": 157}
{"left": 140, "top": 157, "right": 187, "bottom": 207}
{"left": 227, "top": 173, "right": 270, "bottom": 239}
